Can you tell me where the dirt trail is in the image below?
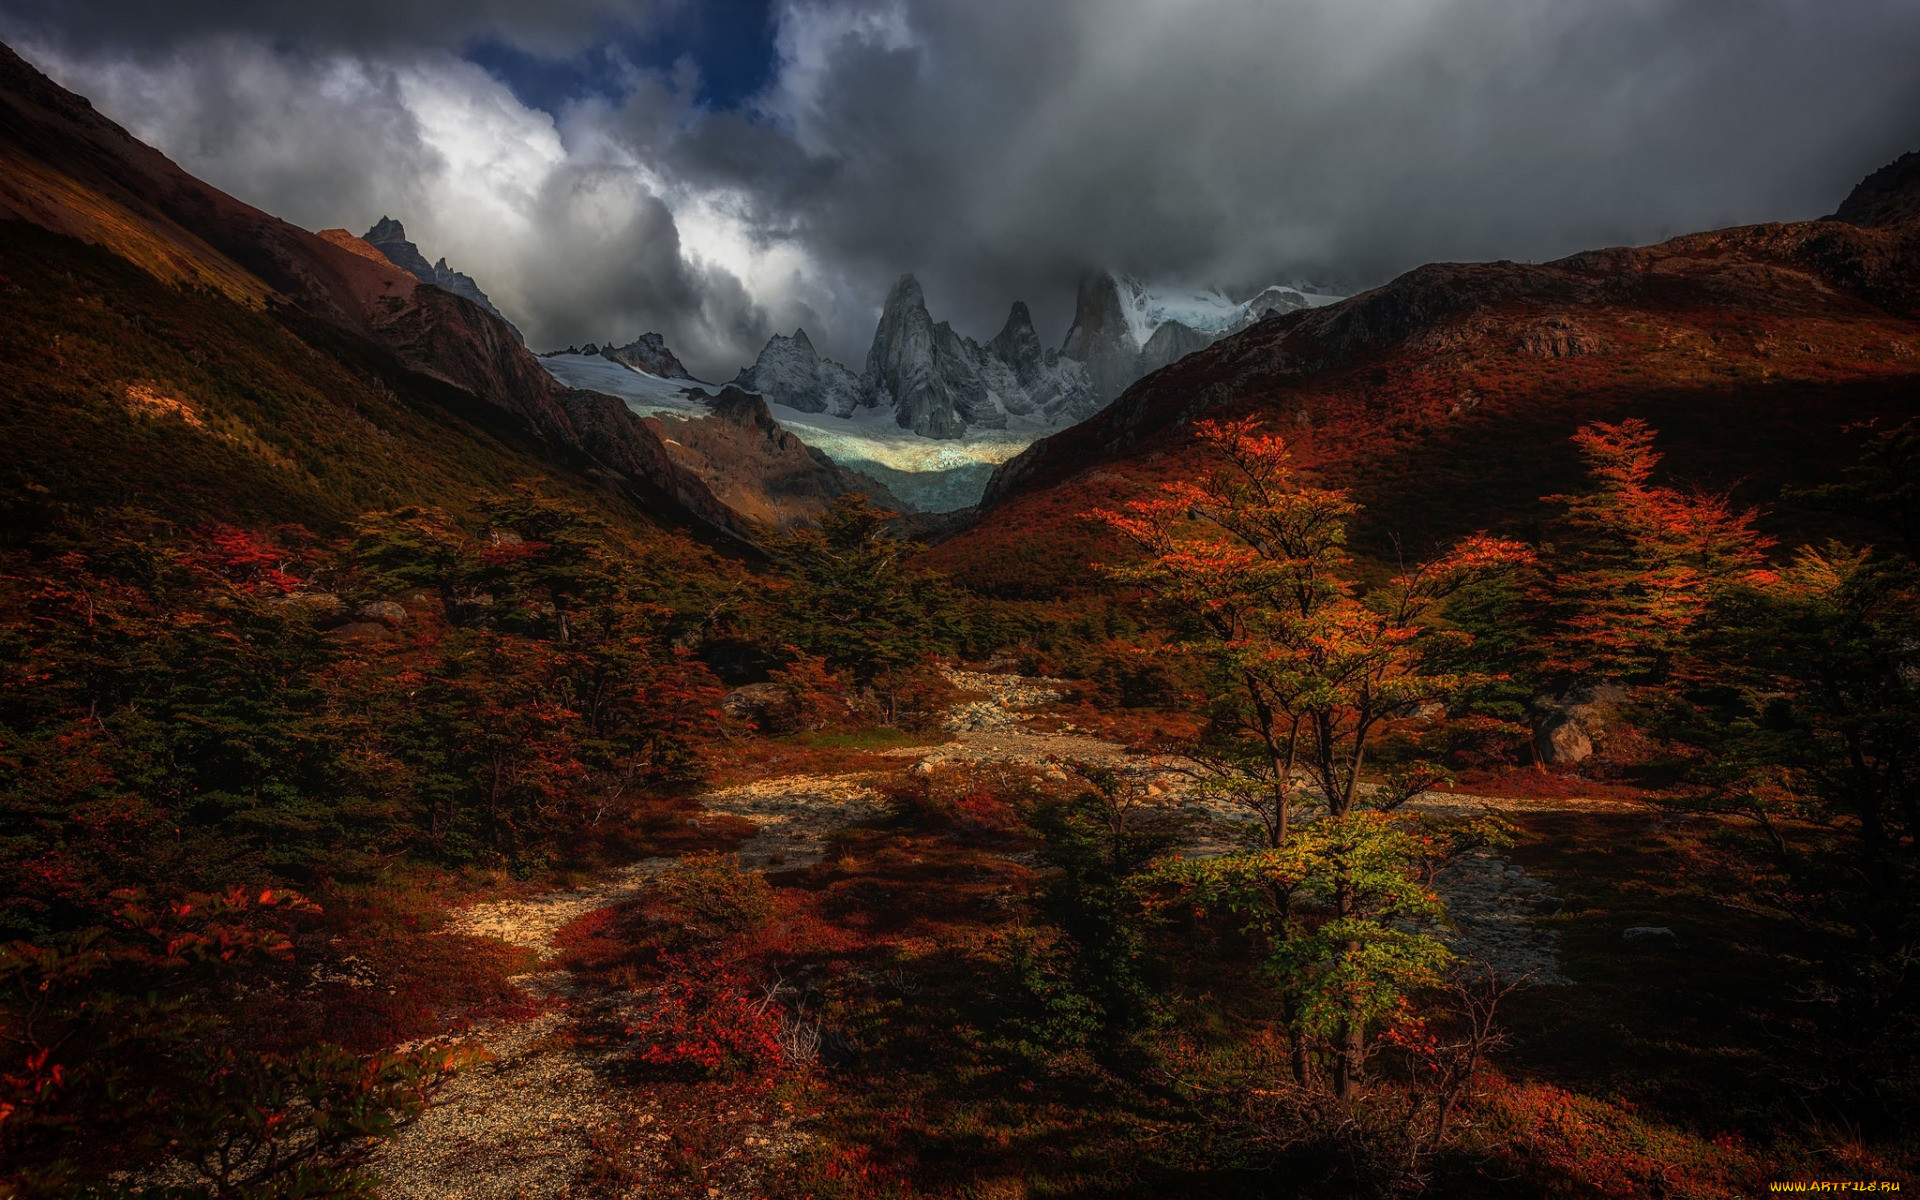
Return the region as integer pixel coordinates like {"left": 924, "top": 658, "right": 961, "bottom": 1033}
{"left": 371, "top": 672, "right": 1617, "bottom": 1197}
{"left": 369, "top": 772, "right": 885, "bottom": 1199}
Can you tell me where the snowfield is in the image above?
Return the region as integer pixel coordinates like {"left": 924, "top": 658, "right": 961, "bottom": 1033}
{"left": 1116, "top": 276, "right": 1344, "bottom": 348}
{"left": 769, "top": 404, "right": 1036, "bottom": 513}
{"left": 538, "top": 353, "right": 715, "bottom": 413}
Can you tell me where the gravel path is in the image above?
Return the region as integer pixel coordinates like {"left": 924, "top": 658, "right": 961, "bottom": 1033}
{"left": 369, "top": 772, "right": 882, "bottom": 1198}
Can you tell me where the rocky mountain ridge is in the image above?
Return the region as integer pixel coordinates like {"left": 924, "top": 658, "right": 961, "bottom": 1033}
{"left": 543, "top": 333, "right": 702, "bottom": 383}
{"left": 730, "top": 327, "right": 865, "bottom": 416}
{"left": 731, "top": 270, "right": 1332, "bottom": 441}
{"left": 363, "top": 217, "right": 523, "bottom": 343}
{"left": 602, "top": 331, "right": 697, "bottom": 380}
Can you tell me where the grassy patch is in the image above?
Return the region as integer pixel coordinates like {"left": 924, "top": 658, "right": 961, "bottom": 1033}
{"left": 791, "top": 728, "right": 947, "bottom": 752}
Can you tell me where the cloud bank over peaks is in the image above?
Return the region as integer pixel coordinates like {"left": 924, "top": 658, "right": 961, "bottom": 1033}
{"left": 5, "top": 0, "right": 1920, "bottom": 382}
{"left": 6, "top": 32, "right": 849, "bottom": 380}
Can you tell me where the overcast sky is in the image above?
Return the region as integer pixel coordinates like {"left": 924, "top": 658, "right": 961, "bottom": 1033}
{"left": 5, "top": 0, "right": 1920, "bottom": 379}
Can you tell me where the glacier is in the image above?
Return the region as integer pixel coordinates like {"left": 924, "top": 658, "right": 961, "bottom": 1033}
{"left": 538, "top": 353, "right": 1029, "bottom": 513}
{"left": 1116, "top": 276, "right": 1344, "bottom": 348}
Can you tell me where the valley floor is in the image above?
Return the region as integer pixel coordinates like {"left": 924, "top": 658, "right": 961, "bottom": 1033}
{"left": 368, "top": 673, "right": 1624, "bottom": 1199}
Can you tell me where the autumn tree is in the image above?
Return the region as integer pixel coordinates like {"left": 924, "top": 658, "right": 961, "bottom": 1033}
{"left": 0, "top": 888, "right": 465, "bottom": 1198}
{"left": 476, "top": 488, "right": 624, "bottom": 645}
{"left": 1540, "top": 418, "right": 1770, "bottom": 685}
{"left": 343, "top": 505, "right": 479, "bottom": 623}
{"left": 1095, "top": 418, "right": 1528, "bottom": 1098}
{"left": 1096, "top": 418, "right": 1530, "bottom": 842}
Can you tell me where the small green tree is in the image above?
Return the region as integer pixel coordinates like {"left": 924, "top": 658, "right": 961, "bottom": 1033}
{"left": 1169, "top": 812, "right": 1453, "bottom": 1092}
{"left": 1025, "top": 764, "right": 1186, "bottom": 1047}
{"left": 765, "top": 493, "right": 956, "bottom": 716}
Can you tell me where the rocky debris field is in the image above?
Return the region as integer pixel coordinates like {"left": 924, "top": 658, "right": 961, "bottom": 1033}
{"left": 443, "top": 859, "right": 674, "bottom": 952}
{"left": 1431, "top": 850, "right": 1572, "bottom": 985}
{"left": 942, "top": 669, "right": 1070, "bottom": 733}
{"left": 698, "top": 773, "right": 887, "bottom": 868}
{"left": 372, "top": 1011, "right": 623, "bottom": 1200}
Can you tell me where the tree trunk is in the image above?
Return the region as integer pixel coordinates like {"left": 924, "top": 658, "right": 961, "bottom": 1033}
{"left": 1332, "top": 863, "right": 1363, "bottom": 1099}
{"left": 1334, "top": 1015, "right": 1364, "bottom": 1100}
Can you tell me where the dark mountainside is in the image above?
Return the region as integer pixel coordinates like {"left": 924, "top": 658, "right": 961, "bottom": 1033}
{"left": 929, "top": 157, "right": 1920, "bottom": 593}
{"left": 0, "top": 42, "right": 881, "bottom": 544}
{"left": 1834, "top": 149, "right": 1920, "bottom": 228}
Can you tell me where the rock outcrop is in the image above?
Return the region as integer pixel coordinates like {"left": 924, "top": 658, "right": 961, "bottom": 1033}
{"left": 601, "top": 332, "right": 696, "bottom": 380}
{"left": 864, "top": 275, "right": 988, "bottom": 438}
{"left": 1057, "top": 272, "right": 1141, "bottom": 407}
{"left": 1060, "top": 272, "right": 1318, "bottom": 408}
{"left": 1530, "top": 683, "right": 1630, "bottom": 767}
{"left": 363, "top": 217, "right": 523, "bottom": 343}
{"left": 730, "top": 328, "right": 866, "bottom": 416}
{"left": 857, "top": 275, "right": 1097, "bottom": 439}
{"left": 1833, "top": 149, "right": 1920, "bottom": 229}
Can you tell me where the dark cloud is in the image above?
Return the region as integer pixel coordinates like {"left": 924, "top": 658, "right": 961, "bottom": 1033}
{"left": 5, "top": 0, "right": 1920, "bottom": 375}
{"left": 0, "top": 0, "right": 655, "bottom": 56}
{"left": 716, "top": 0, "right": 1920, "bottom": 353}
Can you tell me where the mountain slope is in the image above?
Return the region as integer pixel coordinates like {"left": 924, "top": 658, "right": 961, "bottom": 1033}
{"left": 930, "top": 160, "right": 1920, "bottom": 597}
{"left": 1833, "top": 150, "right": 1920, "bottom": 228}
{"left": 0, "top": 40, "right": 870, "bottom": 544}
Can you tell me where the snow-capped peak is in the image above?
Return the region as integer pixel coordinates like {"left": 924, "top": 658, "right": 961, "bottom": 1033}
{"left": 1113, "top": 275, "right": 1246, "bottom": 347}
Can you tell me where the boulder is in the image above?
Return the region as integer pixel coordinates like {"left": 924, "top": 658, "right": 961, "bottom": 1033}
{"left": 357, "top": 600, "right": 408, "bottom": 626}
{"left": 722, "top": 683, "right": 802, "bottom": 734}
{"left": 1532, "top": 681, "right": 1630, "bottom": 766}
{"left": 1533, "top": 717, "right": 1594, "bottom": 766}
{"left": 273, "top": 592, "right": 348, "bottom": 623}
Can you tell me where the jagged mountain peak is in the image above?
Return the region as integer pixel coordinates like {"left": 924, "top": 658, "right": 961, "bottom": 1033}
{"left": 987, "top": 299, "right": 1046, "bottom": 390}
{"left": 884, "top": 273, "right": 927, "bottom": 308}
{"left": 990, "top": 299, "right": 1039, "bottom": 347}
{"left": 601, "top": 331, "right": 696, "bottom": 381}
{"left": 362, "top": 216, "right": 433, "bottom": 278}
{"left": 360, "top": 217, "right": 522, "bottom": 344}
{"left": 730, "top": 326, "right": 863, "bottom": 417}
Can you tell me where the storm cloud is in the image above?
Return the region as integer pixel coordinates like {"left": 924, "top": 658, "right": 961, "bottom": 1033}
{"left": 7, "top": 0, "right": 1920, "bottom": 378}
